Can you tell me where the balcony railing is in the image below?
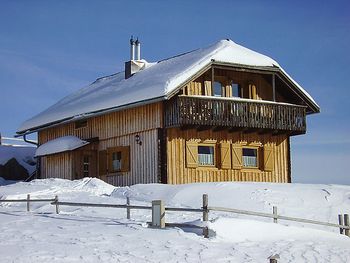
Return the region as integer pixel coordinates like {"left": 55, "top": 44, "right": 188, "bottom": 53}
{"left": 165, "top": 96, "right": 307, "bottom": 134}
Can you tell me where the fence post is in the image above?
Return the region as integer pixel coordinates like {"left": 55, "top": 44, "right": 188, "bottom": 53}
{"left": 202, "top": 194, "right": 208, "bottom": 222}
{"left": 268, "top": 254, "right": 280, "bottom": 263}
{"left": 54, "top": 195, "right": 59, "bottom": 214}
{"left": 126, "top": 197, "right": 130, "bottom": 220}
{"left": 152, "top": 200, "right": 165, "bottom": 228}
{"left": 338, "top": 214, "right": 344, "bottom": 234}
{"left": 273, "top": 206, "right": 277, "bottom": 223}
{"left": 26, "top": 194, "right": 30, "bottom": 212}
{"left": 344, "top": 214, "right": 349, "bottom": 237}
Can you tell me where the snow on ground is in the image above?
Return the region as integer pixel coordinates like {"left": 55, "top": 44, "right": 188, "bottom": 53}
{"left": 1, "top": 178, "right": 350, "bottom": 262}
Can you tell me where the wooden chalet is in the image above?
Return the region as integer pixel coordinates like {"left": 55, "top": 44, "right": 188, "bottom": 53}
{"left": 17, "top": 39, "right": 319, "bottom": 186}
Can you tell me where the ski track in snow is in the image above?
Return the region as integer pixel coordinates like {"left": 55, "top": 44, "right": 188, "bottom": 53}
{"left": 1, "top": 178, "right": 350, "bottom": 262}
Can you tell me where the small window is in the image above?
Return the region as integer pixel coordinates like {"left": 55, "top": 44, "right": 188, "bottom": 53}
{"left": 107, "top": 146, "right": 130, "bottom": 173}
{"left": 83, "top": 155, "right": 90, "bottom": 177}
{"left": 112, "top": 151, "right": 122, "bottom": 172}
{"left": 232, "top": 83, "right": 241, "bottom": 97}
{"left": 198, "top": 145, "right": 215, "bottom": 166}
{"left": 213, "top": 81, "right": 222, "bottom": 97}
{"left": 75, "top": 119, "right": 87, "bottom": 129}
{"left": 242, "top": 148, "right": 258, "bottom": 168}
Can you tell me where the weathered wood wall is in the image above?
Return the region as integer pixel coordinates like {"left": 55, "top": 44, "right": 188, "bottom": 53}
{"left": 38, "top": 102, "right": 163, "bottom": 144}
{"left": 38, "top": 102, "right": 163, "bottom": 186}
{"left": 166, "top": 128, "right": 290, "bottom": 184}
{"left": 183, "top": 68, "right": 274, "bottom": 100}
{"left": 41, "top": 152, "right": 73, "bottom": 180}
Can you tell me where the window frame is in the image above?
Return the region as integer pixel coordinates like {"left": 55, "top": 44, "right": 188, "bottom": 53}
{"left": 212, "top": 81, "right": 223, "bottom": 97}
{"left": 107, "top": 146, "right": 130, "bottom": 173}
{"left": 197, "top": 143, "right": 216, "bottom": 167}
{"left": 242, "top": 146, "right": 259, "bottom": 169}
{"left": 83, "top": 155, "right": 90, "bottom": 177}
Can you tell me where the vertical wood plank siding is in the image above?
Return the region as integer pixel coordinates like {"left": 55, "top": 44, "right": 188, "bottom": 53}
{"left": 41, "top": 152, "right": 73, "bottom": 180}
{"left": 166, "top": 128, "right": 290, "bottom": 184}
{"left": 38, "top": 102, "right": 163, "bottom": 186}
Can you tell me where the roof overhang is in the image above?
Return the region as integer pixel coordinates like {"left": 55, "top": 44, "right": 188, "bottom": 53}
{"left": 167, "top": 61, "right": 320, "bottom": 115}
{"left": 16, "top": 96, "right": 165, "bottom": 137}
{"left": 17, "top": 60, "right": 319, "bottom": 137}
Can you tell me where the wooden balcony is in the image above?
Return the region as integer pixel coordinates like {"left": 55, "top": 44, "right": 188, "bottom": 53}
{"left": 165, "top": 96, "right": 307, "bottom": 135}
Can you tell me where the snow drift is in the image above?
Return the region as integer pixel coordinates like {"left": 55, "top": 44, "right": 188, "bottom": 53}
{"left": 1, "top": 178, "right": 349, "bottom": 262}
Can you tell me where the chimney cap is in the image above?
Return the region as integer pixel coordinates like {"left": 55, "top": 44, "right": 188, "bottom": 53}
{"left": 135, "top": 37, "right": 140, "bottom": 45}
{"left": 130, "top": 36, "right": 135, "bottom": 45}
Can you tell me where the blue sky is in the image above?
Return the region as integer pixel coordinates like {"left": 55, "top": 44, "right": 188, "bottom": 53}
{"left": 1, "top": 0, "right": 349, "bottom": 184}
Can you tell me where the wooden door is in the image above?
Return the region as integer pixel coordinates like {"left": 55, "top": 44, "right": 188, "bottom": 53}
{"left": 73, "top": 150, "right": 97, "bottom": 180}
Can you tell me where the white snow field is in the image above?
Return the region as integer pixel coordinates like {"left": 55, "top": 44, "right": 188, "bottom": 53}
{"left": 0, "top": 178, "right": 349, "bottom": 262}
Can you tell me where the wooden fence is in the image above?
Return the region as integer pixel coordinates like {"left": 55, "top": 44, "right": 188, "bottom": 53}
{"left": 1, "top": 194, "right": 349, "bottom": 238}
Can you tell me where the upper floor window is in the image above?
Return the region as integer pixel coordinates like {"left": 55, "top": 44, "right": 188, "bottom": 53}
{"left": 75, "top": 119, "right": 87, "bottom": 129}
{"left": 213, "top": 81, "right": 222, "bottom": 97}
{"left": 232, "top": 83, "right": 241, "bottom": 98}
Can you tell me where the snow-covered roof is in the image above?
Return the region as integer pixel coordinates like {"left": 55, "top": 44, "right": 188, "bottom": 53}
{"left": 35, "top": 136, "right": 89, "bottom": 157}
{"left": 18, "top": 39, "right": 319, "bottom": 134}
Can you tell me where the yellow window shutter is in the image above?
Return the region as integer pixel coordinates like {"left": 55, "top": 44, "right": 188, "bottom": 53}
{"left": 225, "top": 84, "right": 232, "bottom": 97}
{"left": 98, "top": 150, "right": 107, "bottom": 176}
{"left": 220, "top": 142, "right": 231, "bottom": 169}
{"left": 231, "top": 143, "right": 242, "bottom": 169}
{"left": 204, "top": 81, "right": 212, "bottom": 96}
{"left": 186, "top": 141, "right": 198, "bottom": 168}
{"left": 264, "top": 145, "right": 274, "bottom": 171}
{"left": 121, "top": 146, "right": 130, "bottom": 172}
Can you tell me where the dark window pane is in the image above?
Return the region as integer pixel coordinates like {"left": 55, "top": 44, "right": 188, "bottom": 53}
{"left": 112, "top": 151, "right": 122, "bottom": 171}
{"left": 232, "top": 83, "right": 241, "bottom": 97}
{"left": 213, "top": 82, "right": 222, "bottom": 97}
{"left": 242, "top": 148, "right": 257, "bottom": 167}
{"left": 198, "top": 146, "right": 214, "bottom": 165}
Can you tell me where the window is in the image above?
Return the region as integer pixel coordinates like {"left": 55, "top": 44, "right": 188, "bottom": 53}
{"left": 242, "top": 148, "right": 258, "bottom": 168}
{"left": 75, "top": 119, "right": 87, "bottom": 129}
{"left": 83, "top": 155, "right": 90, "bottom": 177}
{"left": 198, "top": 145, "right": 215, "bottom": 166}
{"left": 112, "top": 151, "right": 122, "bottom": 172}
{"left": 213, "top": 81, "right": 222, "bottom": 97}
{"left": 185, "top": 141, "right": 217, "bottom": 168}
{"left": 232, "top": 83, "right": 241, "bottom": 97}
{"left": 107, "top": 146, "right": 130, "bottom": 173}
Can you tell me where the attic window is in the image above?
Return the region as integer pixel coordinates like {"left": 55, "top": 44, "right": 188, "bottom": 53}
{"left": 213, "top": 81, "right": 223, "bottom": 97}
{"left": 75, "top": 120, "right": 87, "bottom": 129}
{"left": 232, "top": 83, "right": 242, "bottom": 97}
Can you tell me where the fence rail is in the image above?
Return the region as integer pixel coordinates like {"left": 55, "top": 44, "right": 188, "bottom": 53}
{"left": 208, "top": 206, "right": 350, "bottom": 230}
{"left": 1, "top": 193, "right": 349, "bottom": 237}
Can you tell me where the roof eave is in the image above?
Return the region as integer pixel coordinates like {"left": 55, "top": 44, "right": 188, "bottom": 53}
{"left": 16, "top": 96, "right": 166, "bottom": 137}
{"left": 166, "top": 61, "right": 320, "bottom": 115}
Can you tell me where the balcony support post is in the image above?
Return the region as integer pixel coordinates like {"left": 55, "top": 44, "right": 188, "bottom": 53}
{"left": 272, "top": 73, "right": 276, "bottom": 102}
{"left": 211, "top": 67, "right": 215, "bottom": 95}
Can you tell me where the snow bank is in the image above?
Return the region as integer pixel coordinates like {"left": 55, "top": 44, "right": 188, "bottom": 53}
{"left": 112, "top": 182, "right": 350, "bottom": 225}
{"left": 1, "top": 179, "right": 350, "bottom": 262}
{"left": 209, "top": 218, "right": 348, "bottom": 243}
{"left": 35, "top": 136, "right": 89, "bottom": 156}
